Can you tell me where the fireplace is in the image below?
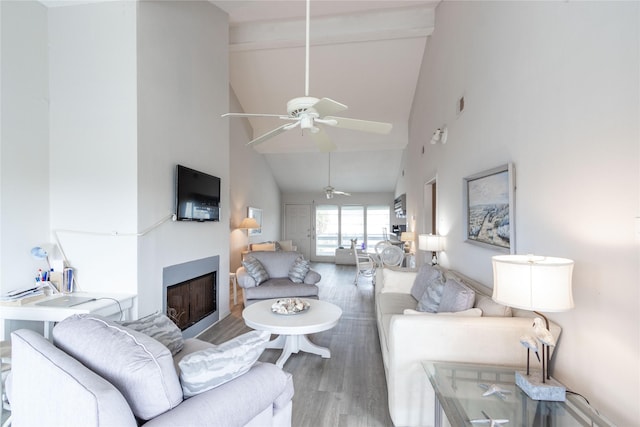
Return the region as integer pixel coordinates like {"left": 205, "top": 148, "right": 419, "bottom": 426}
{"left": 163, "top": 256, "right": 219, "bottom": 338}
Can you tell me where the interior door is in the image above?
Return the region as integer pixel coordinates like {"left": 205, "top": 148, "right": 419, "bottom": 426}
{"left": 284, "top": 204, "right": 311, "bottom": 259}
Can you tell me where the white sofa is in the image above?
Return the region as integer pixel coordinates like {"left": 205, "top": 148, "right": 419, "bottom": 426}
{"left": 374, "top": 265, "right": 562, "bottom": 427}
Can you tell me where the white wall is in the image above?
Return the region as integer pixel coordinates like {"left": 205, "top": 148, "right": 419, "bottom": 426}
{"left": 228, "top": 88, "right": 281, "bottom": 272}
{"left": 406, "top": 2, "right": 639, "bottom": 424}
{"left": 137, "top": 1, "right": 230, "bottom": 318}
{"left": 2, "top": 0, "right": 232, "bottom": 333}
{"left": 0, "top": 1, "right": 49, "bottom": 337}
{"left": 48, "top": 2, "right": 138, "bottom": 295}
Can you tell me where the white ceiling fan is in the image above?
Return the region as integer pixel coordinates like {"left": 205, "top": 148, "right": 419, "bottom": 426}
{"left": 324, "top": 153, "right": 350, "bottom": 199}
{"left": 222, "top": 0, "right": 392, "bottom": 152}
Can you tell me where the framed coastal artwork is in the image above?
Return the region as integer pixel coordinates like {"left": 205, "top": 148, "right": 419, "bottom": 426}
{"left": 463, "top": 163, "right": 515, "bottom": 253}
{"left": 247, "top": 206, "right": 263, "bottom": 236}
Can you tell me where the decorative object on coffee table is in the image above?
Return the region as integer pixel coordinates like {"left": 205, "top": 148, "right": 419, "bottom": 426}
{"left": 492, "top": 254, "right": 574, "bottom": 401}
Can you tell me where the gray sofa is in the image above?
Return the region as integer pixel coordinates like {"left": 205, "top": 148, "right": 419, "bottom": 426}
{"left": 9, "top": 314, "right": 294, "bottom": 427}
{"left": 237, "top": 251, "right": 321, "bottom": 306}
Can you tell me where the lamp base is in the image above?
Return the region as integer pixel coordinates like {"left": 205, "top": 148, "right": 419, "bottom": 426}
{"left": 515, "top": 371, "right": 566, "bottom": 402}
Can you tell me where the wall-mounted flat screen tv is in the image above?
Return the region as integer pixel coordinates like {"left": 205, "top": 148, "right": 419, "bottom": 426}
{"left": 175, "top": 165, "right": 221, "bottom": 222}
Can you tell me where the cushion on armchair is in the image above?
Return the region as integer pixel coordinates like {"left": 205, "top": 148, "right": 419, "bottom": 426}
{"left": 288, "top": 256, "right": 310, "bottom": 283}
{"left": 119, "top": 312, "right": 184, "bottom": 356}
{"left": 242, "top": 256, "right": 270, "bottom": 285}
{"left": 52, "top": 314, "right": 183, "bottom": 421}
{"left": 178, "top": 330, "right": 271, "bottom": 397}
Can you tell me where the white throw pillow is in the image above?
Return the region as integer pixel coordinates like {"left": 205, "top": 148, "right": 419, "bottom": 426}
{"left": 278, "top": 240, "right": 295, "bottom": 251}
{"left": 381, "top": 269, "right": 417, "bottom": 293}
{"left": 403, "top": 308, "right": 483, "bottom": 317}
{"left": 178, "top": 330, "right": 270, "bottom": 398}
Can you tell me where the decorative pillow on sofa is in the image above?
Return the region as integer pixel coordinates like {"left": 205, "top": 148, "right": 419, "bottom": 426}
{"left": 278, "top": 240, "right": 295, "bottom": 251}
{"left": 288, "top": 256, "right": 310, "bottom": 283}
{"left": 416, "top": 274, "right": 446, "bottom": 313}
{"left": 119, "top": 312, "right": 184, "bottom": 356}
{"left": 410, "top": 264, "right": 442, "bottom": 301}
{"left": 242, "top": 255, "right": 270, "bottom": 285}
{"left": 178, "top": 330, "right": 271, "bottom": 398}
{"left": 438, "top": 278, "right": 476, "bottom": 313}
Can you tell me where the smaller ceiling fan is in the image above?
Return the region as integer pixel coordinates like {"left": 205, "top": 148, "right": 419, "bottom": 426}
{"left": 324, "top": 153, "right": 350, "bottom": 199}
{"left": 221, "top": 0, "right": 392, "bottom": 152}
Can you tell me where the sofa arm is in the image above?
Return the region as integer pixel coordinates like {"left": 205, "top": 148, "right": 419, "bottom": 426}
{"left": 144, "top": 363, "right": 293, "bottom": 427}
{"left": 236, "top": 267, "right": 257, "bottom": 289}
{"left": 303, "top": 269, "right": 321, "bottom": 285}
{"left": 385, "top": 315, "right": 561, "bottom": 427}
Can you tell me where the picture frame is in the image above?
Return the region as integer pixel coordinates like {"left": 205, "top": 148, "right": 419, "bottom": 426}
{"left": 463, "top": 163, "right": 515, "bottom": 253}
{"left": 247, "top": 206, "right": 263, "bottom": 236}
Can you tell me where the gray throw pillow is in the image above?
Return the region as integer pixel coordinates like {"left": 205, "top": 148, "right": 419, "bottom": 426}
{"left": 179, "top": 330, "right": 270, "bottom": 397}
{"left": 242, "top": 255, "right": 269, "bottom": 285}
{"left": 119, "top": 312, "right": 184, "bottom": 356}
{"left": 288, "top": 256, "right": 310, "bottom": 283}
{"left": 438, "top": 278, "right": 476, "bottom": 313}
{"left": 410, "top": 264, "right": 442, "bottom": 301}
{"left": 416, "top": 275, "right": 445, "bottom": 313}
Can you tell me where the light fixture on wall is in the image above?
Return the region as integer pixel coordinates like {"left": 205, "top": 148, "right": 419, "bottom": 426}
{"left": 418, "top": 234, "right": 445, "bottom": 265}
{"left": 430, "top": 126, "right": 448, "bottom": 144}
{"left": 492, "top": 254, "right": 574, "bottom": 401}
{"left": 238, "top": 217, "right": 260, "bottom": 251}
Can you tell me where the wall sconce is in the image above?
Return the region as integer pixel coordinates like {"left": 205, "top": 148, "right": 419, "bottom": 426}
{"left": 430, "top": 126, "right": 448, "bottom": 144}
{"left": 418, "top": 234, "right": 445, "bottom": 265}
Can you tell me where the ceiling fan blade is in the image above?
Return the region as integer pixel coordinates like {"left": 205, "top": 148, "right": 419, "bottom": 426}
{"left": 333, "top": 190, "right": 351, "bottom": 196}
{"left": 310, "top": 98, "right": 348, "bottom": 118}
{"left": 311, "top": 126, "right": 336, "bottom": 152}
{"left": 247, "top": 123, "right": 291, "bottom": 146}
{"left": 324, "top": 116, "right": 393, "bottom": 134}
{"left": 222, "top": 112, "right": 287, "bottom": 119}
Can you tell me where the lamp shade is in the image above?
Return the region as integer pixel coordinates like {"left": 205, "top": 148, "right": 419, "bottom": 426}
{"left": 238, "top": 217, "right": 259, "bottom": 229}
{"left": 400, "top": 232, "right": 415, "bottom": 242}
{"left": 418, "top": 234, "right": 445, "bottom": 252}
{"left": 492, "top": 254, "right": 574, "bottom": 312}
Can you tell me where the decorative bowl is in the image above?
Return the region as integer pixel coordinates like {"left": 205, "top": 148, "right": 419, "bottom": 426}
{"left": 271, "top": 298, "right": 310, "bottom": 315}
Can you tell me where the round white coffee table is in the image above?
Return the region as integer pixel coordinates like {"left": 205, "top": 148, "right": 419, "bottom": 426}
{"left": 242, "top": 299, "right": 342, "bottom": 368}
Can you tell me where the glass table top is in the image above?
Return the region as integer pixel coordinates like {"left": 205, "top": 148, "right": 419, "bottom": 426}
{"left": 423, "top": 361, "right": 614, "bottom": 427}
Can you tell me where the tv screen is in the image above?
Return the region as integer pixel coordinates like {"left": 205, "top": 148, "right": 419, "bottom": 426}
{"left": 175, "top": 165, "right": 221, "bottom": 222}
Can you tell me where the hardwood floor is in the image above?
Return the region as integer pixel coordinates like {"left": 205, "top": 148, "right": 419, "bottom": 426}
{"left": 199, "top": 262, "right": 393, "bottom": 427}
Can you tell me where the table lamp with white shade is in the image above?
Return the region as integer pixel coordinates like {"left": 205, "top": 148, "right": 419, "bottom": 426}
{"left": 418, "top": 234, "right": 445, "bottom": 265}
{"left": 238, "top": 217, "right": 260, "bottom": 251}
{"left": 492, "top": 254, "right": 574, "bottom": 401}
{"left": 400, "top": 231, "right": 415, "bottom": 253}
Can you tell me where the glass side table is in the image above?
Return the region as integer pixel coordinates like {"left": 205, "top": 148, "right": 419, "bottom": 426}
{"left": 423, "top": 361, "right": 614, "bottom": 427}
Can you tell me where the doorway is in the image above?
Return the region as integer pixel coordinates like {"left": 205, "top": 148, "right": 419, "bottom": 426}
{"left": 284, "top": 204, "right": 311, "bottom": 259}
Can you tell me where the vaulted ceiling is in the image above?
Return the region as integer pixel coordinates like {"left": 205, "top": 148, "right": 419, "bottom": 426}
{"left": 212, "top": 0, "right": 438, "bottom": 194}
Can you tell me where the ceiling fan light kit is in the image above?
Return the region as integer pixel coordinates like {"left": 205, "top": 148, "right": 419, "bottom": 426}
{"left": 221, "top": 0, "right": 392, "bottom": 151}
